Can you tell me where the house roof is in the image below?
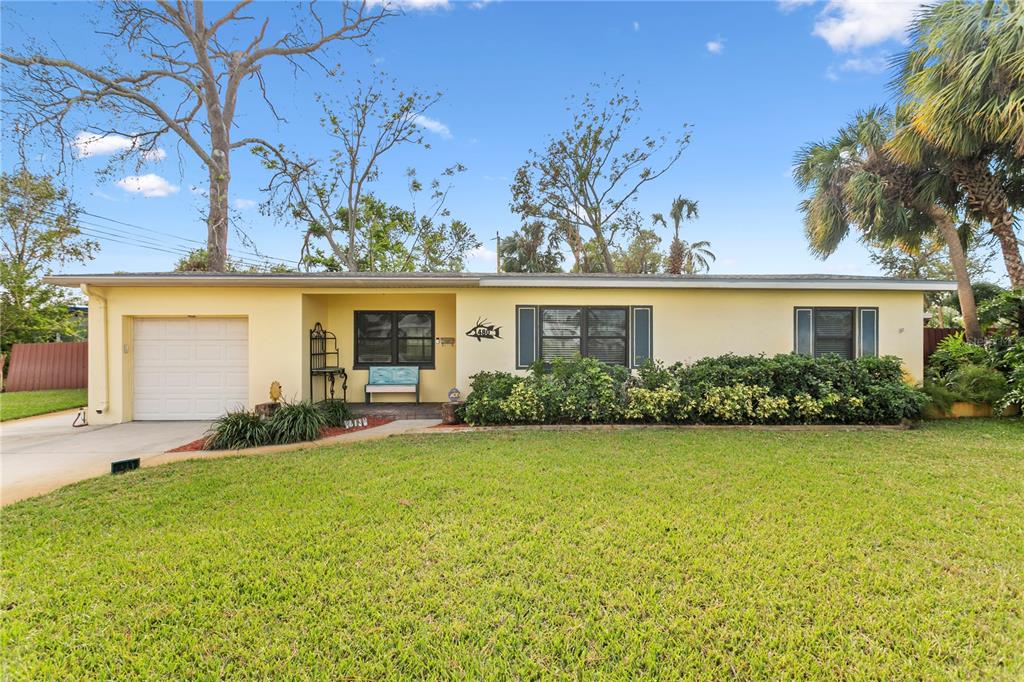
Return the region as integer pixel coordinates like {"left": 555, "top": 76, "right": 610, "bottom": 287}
{"left": 44, "top": 271, "right": 959, "bottom": 291}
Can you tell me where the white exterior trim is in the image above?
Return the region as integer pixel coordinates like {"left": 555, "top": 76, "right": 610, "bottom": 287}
{"left": 479, "top": 277, "right": 957, "bottom": 291}
{"left": 44, "top": 273, "right": 958, "bottom": 292}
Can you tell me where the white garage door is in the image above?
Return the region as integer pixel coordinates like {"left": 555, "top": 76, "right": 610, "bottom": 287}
{"left": 133, "top": 318, "right": 248, "bottom": 420}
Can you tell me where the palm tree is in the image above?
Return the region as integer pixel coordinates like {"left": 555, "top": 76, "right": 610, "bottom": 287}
{"left": 794, "top": 107, "right": 983, "bottom": 339}
{"left": 499, "top": 220, "right": 564, "bottom": 273}
{"left": 889, "top": 0, "right": 1024, "bottom": 287}
{"left": 652, "top": 196, "right": 714, "bottom": 274}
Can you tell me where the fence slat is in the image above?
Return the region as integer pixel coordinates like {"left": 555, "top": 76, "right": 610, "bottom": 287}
{"left": 923, "top": 328, "right": 958, "bottom": 366}
{"left": 4, "top": 342, "right": 87, "bottom": 392}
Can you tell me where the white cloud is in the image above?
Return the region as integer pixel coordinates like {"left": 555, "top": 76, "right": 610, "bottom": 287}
{"left": 706, "top": 39, "right": 725, "bottom": 54}
{"left": 465, "top": 245, "right": 497, "bottom": 271}
{"left": 382, "top": 0, "right": 449, "bottom": 9}
{"left": 824, "top": 65, "right": 840, "bottom": 81}
{"left": 412, "top": 113, "right": 452, "bottom": 139}
{"left": 470, "top": 0, "right": 494, "bottom": 8}
{"left": 74, "top": 132, "right": 133, "bottom": 158}
{"left": 116, "top": 174, "right": 180, "bottom": 198}
{"left": 73, "top": 132, "right": 166, "bottom": 161}
{"left": 840, "top": 54, "right": 889, "bottom": 73}
{"left": 777, "top": 0, "right": 816, "bottom": 12}
{"left": 811, "top": 1, "right": 922, "bottom": 51}
{"left": 633, "top": 20, "right": 640, "bottom": 32}
{"left": 232, "top": 198, "right": 258, "bottom": 210}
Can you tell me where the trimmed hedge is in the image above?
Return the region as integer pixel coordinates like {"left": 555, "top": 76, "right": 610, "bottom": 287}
{"left": 463, "top": 354, "right": 926, "bottom": 426}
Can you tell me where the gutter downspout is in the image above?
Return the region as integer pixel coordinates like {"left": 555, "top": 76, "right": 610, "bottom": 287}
{"left": 81, "top": 284, "right": 109, "bottom": 415}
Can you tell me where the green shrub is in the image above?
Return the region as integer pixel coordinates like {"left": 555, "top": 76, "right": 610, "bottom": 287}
{"left": 463, "top": 371, "right": 522, "bottom": 425}
{"left": 921, "top": 381, "right": 957, "bottom": 414}
{"left": 996, "top": 365, "right": 1024, "bottom": 414}
{"left": 206, "top": 410, "right": 271, "bottom": 450}
{"left": 927, "top": 333, "right": 990, "bottom": 379}
{"left": 463, "top": 354, "right": 922, "bottom": 426}
{"left": 267, "top": 401, "right": 327, "bottom": 444}
{"left": 317, "top": 400, "right": 352, "bottom": 428}
{"left": 550, "top": 356, "right": 625, "bottom": 423}
{"left": 500, "top": 381, "right": 546, "bottom": 423}
{"left": 624, "top": 386, "right": 680, "bottom": 422}
{"left": 942, "top": 364, "right": 1009, "bottom": 405}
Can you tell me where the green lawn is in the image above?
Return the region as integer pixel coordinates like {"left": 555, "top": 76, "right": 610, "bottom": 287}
{"left": 2, "top": 421, "right": 1022, "bottom": 679}
{"left": 0, "top": 388, "right": 87, "bottom": 422}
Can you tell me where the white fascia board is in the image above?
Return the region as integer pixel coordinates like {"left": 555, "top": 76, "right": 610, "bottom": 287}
{"left": 478, "top": 277, "right": 958, "bottom": 292}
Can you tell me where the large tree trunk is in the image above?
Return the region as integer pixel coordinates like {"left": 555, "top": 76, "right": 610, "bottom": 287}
{"left": 925, "top": 203, "right": 981, "bottom": 339}
{"left": 952, "top": 159, "right": 1024, "bottom": 288}
{"left": 207, "top": 159, "right": 229, "bottom": 272}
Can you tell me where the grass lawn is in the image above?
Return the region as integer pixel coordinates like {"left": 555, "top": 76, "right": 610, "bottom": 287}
{"left": 0, "top": 388, "right": 87, "bottom": 422}
{"left": 2, "top": 420, "right": 1022, "bottom": 679}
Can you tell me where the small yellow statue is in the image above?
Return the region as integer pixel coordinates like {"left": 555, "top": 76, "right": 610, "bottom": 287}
{"left": 269, "top": 381, "right": 283, "bottom": 403}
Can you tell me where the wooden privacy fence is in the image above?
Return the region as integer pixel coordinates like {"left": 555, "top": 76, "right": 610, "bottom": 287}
{"left": 4, "top": 342, "right": 87, "bottom": 392}
{"left": 923, "top": 327, "right": 958, "bottom": 365}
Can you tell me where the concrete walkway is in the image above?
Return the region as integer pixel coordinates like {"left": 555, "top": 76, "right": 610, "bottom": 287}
{"left": 1, "top": 411, "right": 209, "bottom": 505}
{"left": 1, "top": 415, "right": 439, "bottom": 506}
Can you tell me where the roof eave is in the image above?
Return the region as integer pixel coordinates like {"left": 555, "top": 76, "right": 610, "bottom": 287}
{"left": 478, "top": 276, "right": 958, "bottom": 292}
{"left": 42, "top": 274, "right": 483, "bottom": 288}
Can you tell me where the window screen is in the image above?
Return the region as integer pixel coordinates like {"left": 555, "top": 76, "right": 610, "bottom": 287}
{"left": 813, "top": 308, "right": 854, "bottom": 359}
{"left": 537, "top": 306, "right": 629, "bottom": 366}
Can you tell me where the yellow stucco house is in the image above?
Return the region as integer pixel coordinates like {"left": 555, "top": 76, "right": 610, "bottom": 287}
{"left": 45, "top": 272, "right": 955, "bottom": 424}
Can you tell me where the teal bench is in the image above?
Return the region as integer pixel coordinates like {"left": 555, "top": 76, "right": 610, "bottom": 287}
{"left": 365, "top": 366, "right": 420, "bottom": 404}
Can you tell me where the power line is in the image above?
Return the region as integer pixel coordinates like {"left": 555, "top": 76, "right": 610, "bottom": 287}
{"left": 36, "top": 207, "right": 300, "bottom": 269}
{"left": 78, "top": 209, "right": 300, "bottom": 266}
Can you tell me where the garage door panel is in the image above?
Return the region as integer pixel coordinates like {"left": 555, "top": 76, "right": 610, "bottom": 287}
{"left": 133, "top": 317, "right": 249, "bottom": 420}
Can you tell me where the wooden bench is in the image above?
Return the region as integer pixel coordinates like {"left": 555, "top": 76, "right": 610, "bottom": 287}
{"left": 365, "top": 366, "right": 420, "bottom": 404}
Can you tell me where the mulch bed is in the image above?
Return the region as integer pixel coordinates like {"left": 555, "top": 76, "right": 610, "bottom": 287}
{"left": 166, "top": 417, "right": 394, "bottom": 453}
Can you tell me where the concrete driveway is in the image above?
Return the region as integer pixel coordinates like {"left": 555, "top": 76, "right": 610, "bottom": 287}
{"left": 1, "top": 410, "right": 208, "bottom": 505}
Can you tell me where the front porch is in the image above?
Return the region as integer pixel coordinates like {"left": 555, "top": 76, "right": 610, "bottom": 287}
{"left": 302, "top": 291, "right": 458, "bottom": 406}
{"left": 348, "top": 402, "right": 445, "bottom": 420}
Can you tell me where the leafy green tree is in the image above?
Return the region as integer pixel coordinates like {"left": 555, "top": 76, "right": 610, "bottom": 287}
{"left": 298, "top": 191, "right": 478, "bottom": 273}
{"left": 258, "top": 72, "right": 443, "bottom": 272}
{"left": 173, "top": 249, "right": 292, "bottom": 274}
{"left": 1, "top": 169, "right": 96, "bottom": 353}
{"left": 499, "top": 221, "right": 564, "bottom": 273}
{"left": 890, "top": 0, "right": 1024, "bottom": 286}
{"left": 613, "top": 229, "right": 664, "bottom": 274}
{"left": 794, "top": 107, "right": 984, "bottom": 338}
{"left": 511, "top": 81, "right": 690, "bottom": 272}
{"left": 652, "top": 196, "right": 713, "bottom": 274}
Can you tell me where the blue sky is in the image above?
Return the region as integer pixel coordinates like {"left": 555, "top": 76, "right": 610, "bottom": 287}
{"left": 1, "top": 0, "right": 926, "bottom": 275}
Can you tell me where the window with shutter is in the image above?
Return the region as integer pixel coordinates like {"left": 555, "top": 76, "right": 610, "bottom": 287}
{"left": 794, "top": 307, "right": 877, "bottom": 359}
{"left": 525, "top": 306, "right": 632, "bottom": 366}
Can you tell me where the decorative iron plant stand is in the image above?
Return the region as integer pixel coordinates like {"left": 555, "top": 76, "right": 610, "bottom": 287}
{"left": 310, "top": 322, "right": 348, "bottom": 403}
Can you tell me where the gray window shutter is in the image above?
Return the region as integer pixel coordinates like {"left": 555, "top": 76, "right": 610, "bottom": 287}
{"left": 516, "top": 306, "right": 537, "bottom": 368}
{"left": 631, "top": 306, "right": 653, "bottom": 367}
{"left": 859, "top": 308, "right": 878, "bottom": 357}
{"left": 794, "top": 308, "right": 813, "bottom": 356}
